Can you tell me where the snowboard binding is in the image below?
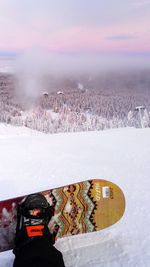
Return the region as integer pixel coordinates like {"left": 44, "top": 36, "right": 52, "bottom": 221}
{"left": 14, "top": 193, "right": 55, "bottom": 253}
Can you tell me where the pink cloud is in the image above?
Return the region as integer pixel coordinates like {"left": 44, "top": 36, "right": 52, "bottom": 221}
{"left": 0, "top": 17, "right": 150, "bottom": 54}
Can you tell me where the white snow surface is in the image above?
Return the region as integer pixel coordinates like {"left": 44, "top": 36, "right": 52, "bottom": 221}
{"left": 0, "top": 123, "right": 150, "bottom": 267}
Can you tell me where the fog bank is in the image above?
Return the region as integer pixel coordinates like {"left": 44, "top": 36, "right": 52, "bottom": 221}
{"left": 14, "top": 48, "right": 150, "bottom": 99}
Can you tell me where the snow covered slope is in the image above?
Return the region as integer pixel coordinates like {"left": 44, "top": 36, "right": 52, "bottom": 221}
{"left": 0, "top": 124, "right": 150, "bottom": 266}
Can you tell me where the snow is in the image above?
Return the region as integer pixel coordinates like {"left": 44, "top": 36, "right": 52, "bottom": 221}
{"left": 0, "top": 124, "right": 150, "bottom": 266}
{"left": 78, "top": 83, "right": 84, "bottom": 90}
{"left": 0, "top": 59, "right": 15, "bottom": 74}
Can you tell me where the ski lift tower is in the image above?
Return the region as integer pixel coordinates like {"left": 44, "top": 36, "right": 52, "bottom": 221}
{"left": 135, "top": 106, "right": 145, "bottom": 128}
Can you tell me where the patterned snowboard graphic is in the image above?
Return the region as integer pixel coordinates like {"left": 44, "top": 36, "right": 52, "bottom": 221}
{"left": 0, "top": 179, "right": 125, "bottom": 252}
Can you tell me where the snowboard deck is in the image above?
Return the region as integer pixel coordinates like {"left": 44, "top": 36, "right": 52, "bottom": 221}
{"left": 0, "top": 179, "right": 125, "bottom": 252}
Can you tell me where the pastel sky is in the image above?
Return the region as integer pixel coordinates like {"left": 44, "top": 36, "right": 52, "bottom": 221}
{"left": 0, "top": 0, "right": 150, "bottom": 56}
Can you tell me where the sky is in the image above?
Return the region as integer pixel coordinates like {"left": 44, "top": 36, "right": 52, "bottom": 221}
{"left": 0, "top": 0, "right": 150, "bottom": 57}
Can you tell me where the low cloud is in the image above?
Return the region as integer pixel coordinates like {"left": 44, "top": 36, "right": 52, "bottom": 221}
{"left": 14, "top": 48, "right": 150, "bottom": 100}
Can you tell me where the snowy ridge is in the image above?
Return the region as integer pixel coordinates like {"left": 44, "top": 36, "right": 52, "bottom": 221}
{"left": 0, "top": 124, "right": 150, "bottom": 266}
{"left": 0, "top": 58, "right": 15, "bottom": 74}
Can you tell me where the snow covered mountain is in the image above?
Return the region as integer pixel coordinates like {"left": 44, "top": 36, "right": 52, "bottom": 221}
{"left": 0, "top": 124, "right": 150, "bottom": 266}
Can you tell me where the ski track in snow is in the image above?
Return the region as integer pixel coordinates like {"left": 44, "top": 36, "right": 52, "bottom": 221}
{"left": 0, "top": 124, "right": 150, "bottom": 267}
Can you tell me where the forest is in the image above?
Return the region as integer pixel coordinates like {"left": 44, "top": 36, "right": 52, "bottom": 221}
{"left": 0, "top": 70, "right": 150, "bottom": 133}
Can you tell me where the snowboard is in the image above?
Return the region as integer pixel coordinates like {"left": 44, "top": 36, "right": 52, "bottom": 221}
{"left": 0, "top": 179, "right": 125, "bottom": 252}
